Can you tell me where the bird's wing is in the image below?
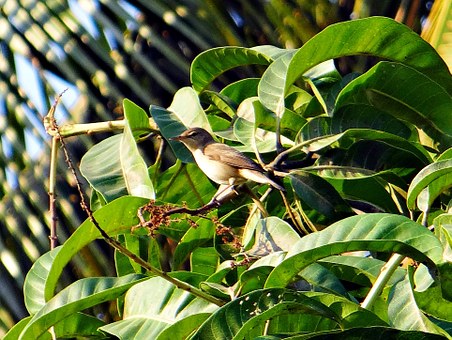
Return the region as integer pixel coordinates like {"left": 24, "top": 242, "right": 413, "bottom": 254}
{"left": 203, "top": 143, "right": 264, "bottom": 172}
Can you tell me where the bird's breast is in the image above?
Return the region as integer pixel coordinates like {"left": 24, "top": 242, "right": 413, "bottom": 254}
{"left": 192, "top": 149, "right": 242, "bottom": 185}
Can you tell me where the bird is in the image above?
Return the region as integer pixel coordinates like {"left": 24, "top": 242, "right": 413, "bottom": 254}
{"left": 171, "top": 127, "right": 285, "bottom": 193}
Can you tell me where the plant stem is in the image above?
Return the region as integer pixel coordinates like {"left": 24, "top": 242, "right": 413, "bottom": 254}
{"left": 361, "top": 253, "right": 405, "bottom": 309}
{"left": 48, "top": 137, "right": 59, "bottom": 249}
{"left": 46, "top": 119, "right": 158, "bottom": 138}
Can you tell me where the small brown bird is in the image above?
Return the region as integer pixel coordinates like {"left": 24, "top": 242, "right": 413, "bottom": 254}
{"left": 171, "top": 127, "right": 284, "bottom": 192}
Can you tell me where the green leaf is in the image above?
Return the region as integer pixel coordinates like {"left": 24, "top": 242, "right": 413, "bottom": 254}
{"left": 233, "top": 116, "right": 280, "bottom": 153}
{"left": 173, "top": 217, "right": 216, "bottom": 270}
{"left": 151, "top": 160, "right": 216, "bottom": 208}
{"left": 259, "top": 17, "right": 451, "bottom": 115}
{"left": 301, "top": 129, "right": 431, "bottom": 166}
{"left": 245, "top": 217, "right": 301, "bottom": 255}
{"left": 414, "top": 281, "right": 452, "bottom": 323}
{"left": 305, "top": 292, "right": 388, "bottom": 328}
{"left": 3, "top": 317, "right": 31, "bottom": 340}
{"left": 167, "top": 87, "right": 211, "bottom": 129}
{"left": 51, "top": 313, "right": 106, "bottom": 338}
{"left": 331, "top": 104, "right": 413, "bottom": 139}
{"left": 79, "top": 100, "right": 155, "bottom": 203}
{"left": 19, "top": 274, "right": 146, "bottom": 339}
{"left": 191, "top": 288, "right": 340, "bottom": 339}
{"left": 265, "top": 214, "right": 443, "bottom": 288}
{"left": 290, "top": 171, "right": 352, "bottom": 219}
{"left": 407, "top": 160, "right": 452, "bottom": 210}
{"left": 100, "top": 277, "right": 218, "bottom": 339}
{"left": 44, "top": 196, "right": 149, "bottom": 301}
{"left": 319, "top": 255, "right": 405, "bottom": 289}
{"left": 388, "top": 274, "right": 448, "bottom": 337}
{"left": 433, "top": 213, "right": 452, "bottom": 262}
{"left": 220, "top": 78, "right": 260, "bottom": 104}
{"left": 334, "top": 62, "right": 452, "bottom": 149}
{"left": 80, "top": 134, "right": 128, "bottom": 203}
{"left": 291, "top": 327, "right": 447, "bottom": 339}
{"left": 121, "top": 120, "right": 155, "bottom": 199}
{"left": 122, "top": 98, "right": 152, "bottom": 138}
{"left": 200, "top": 90, "right": 237, "bottom": 118}
{"left": 191, "top": 47, "right": 273, "bottom": 92}
{"left": 151, "top": 88, "right": 211, "bottom": 163}
{"left": 24, "top": 247, "right": 62, "bottom": 315}
{"left": 191, "top": 247, "right": 219, "bottom": 276}
{"left": 320, "top": 170, "right": 403, "bottom": 213}
{"left": 258, "top": 51, "right": 296, "bottom": 117}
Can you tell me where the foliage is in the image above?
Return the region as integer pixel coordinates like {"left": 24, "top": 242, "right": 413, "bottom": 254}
{"left": 5, "top": 16, "right": 452, "bottom": 339}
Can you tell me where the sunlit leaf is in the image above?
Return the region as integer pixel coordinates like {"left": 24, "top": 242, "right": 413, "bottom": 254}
{"left": 191, "top": 47, "right": 273, "bottom": 92}
{"left": 191, "top": 288, "right": 340, "bottom": 339}
{"left": 407, "top": 160, "right": 452, "bottom": 210}
{"left": 44, "top": 196, "right": 149, "bottom": 301}
{"left": 80, "top": 134, "right": 128, "bottom": 202}
{"left": 100, "top": 277, "right": 218, "bottom": 339}
{"left": 265, "top": 214, "right": 443, "bottom": 288}
{"left": 120, "top": 120, "right": 155, "bottom": 199}
{"left": 259, "top": 17, "right": 451, "bottom": 114}
{"left": 20, "top": 274, "right": 146, "bottom": 339}
{"left": 335, "top": 62, "right": 452, "bottom": 149}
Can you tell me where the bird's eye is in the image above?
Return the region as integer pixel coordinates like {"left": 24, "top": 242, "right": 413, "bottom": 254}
{"left": 188, "top": 131, "right": 198, "bottom": 137}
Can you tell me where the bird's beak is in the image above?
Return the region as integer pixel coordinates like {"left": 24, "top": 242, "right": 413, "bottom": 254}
{"left": 169, "top": 135, "right": 183, "bottom": 141}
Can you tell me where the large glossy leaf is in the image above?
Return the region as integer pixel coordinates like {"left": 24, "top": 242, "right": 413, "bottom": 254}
{"left": 173, "top": 217, "right": 216, "bottom": 270}
{"left": 258, "top": 51, "right": 296, "bottom": 117}
{"left": 100, "top": 277, "right": 218, "bottom": 339}
{"left": 265, "top": 214, "right": 443, "bottom": 288}
{"left": 290, "top": 171, "right": 352, "bottom": 219}
{"left": 121, "top": 121, "right": 155, "bottom": 199}
{"left": 44, "top": 196, "right": 149, "bottom": 301}
{"left": 291, "top": 327, "right": 447, "bottom": 339}
{"left": 259, "top": 17, "right": 451, "bottom": 114}
{"left": 299, "top": 129, "right": 431, "bottom": 166}
{"left": 334, "top": 62, "right": 452, "bottom": 149}
{"left": 304, "top": 292, "right": 388, "bottom": 329}
{"left": 149, "top": 161, "right": 216, "bottom": 209}
{"left": 4, "top": 313, "right": 106, "bottom": 340}
{"left": 19, "top": 274, "right": 146, "bottom": 339}
{"left": 433, "top": 213, "right": 452, "bottom": 262}
{"left": 388, "top": 274, "right": 448, "bottom": 337}
{"left": 120, "top": 100, "right": 155, "bottom": 199}
{"left": 151, "top": 88, "right": 211, "bottom": 163}
{"left": 407, "top": 160, "right": 452, "bottom": 210}
{"left": 191, "top": 47, "right": 273, "bottom": 92}
{"left": 319, "top": 255, "right": 406, "bottom": 289}
{"left": 122, "top": 98, "right": 153, "bottom": 138}
{"left": 80, "top": 134, "right": 128, "bottom": 202}
{"left": 414, "top": 275, "right": 452, "bottom": 323}
{"left": 319, "top": 169, "right": 403, "bottom": 213}
{"left": 331, "top": 104, "right": 413, "bottom": 139}
{"left": 23, "top": 247, "right": 62, "bottom": 315}
{"left": 220, "top": 78, "right": 260, "bottom": 104}
{"left": 191, "top": 247, "right": 219, "bottom": 277}
{"left": 191, "top": 288, "right": 340, "bottom": 339}
{"left": 244, "top": 216, "right": 301, "bottom": 255}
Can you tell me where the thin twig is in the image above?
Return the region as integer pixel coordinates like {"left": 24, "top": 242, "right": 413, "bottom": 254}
{"left": 45, "top": 91, "right": 68, "bottom": 249}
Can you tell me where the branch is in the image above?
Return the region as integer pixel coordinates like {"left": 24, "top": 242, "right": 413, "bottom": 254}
{"left": 361, "top": 253, "right": 405, "bottom": 309}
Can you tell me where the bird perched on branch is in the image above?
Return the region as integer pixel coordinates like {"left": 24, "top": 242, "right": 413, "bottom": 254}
{"left": 171, "top": 127, "right": 285, "bottom": 194}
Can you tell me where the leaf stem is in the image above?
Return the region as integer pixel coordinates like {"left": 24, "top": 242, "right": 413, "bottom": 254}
{"left": 361, "top": 253, "right": 405, "bottom": 309}
{"left": 46, "top": 119, "right": 158, "bottom": 138}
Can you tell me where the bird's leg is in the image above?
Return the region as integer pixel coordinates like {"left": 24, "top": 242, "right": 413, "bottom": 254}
{"left": 209, "top": 184, "right": 235, "bottom": 205}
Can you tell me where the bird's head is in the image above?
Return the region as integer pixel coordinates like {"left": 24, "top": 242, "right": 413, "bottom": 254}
{"left": 171, "top": 127, "right": 215, "bottom": 151}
